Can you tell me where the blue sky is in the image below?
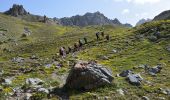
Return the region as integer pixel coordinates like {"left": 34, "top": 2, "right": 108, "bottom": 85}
{"left": 1, "top": 0, "right": 170, "bottom": 26}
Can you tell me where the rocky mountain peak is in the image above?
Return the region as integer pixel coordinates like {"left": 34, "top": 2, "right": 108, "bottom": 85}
{"left": 136, "top": 18, "right": 152, "bottom": 26}
{"left": 4, "top": 4, "right": 28, "bottom": 16}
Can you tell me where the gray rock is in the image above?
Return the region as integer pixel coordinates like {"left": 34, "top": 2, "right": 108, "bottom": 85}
{"left": 37, "top": 88, "right": 49, "bottom": 94}
{"left": 142, "top": 96, "right": 150, "bottom": 100}
{"left": 1, "top": 78, "right": 12, "bottom": 85}
{"left": 159, "top": 88, "right": 170, "bottom": 96}
{"left": 100, "top": 56, "right": 109, "bottom": 60}
{"left": 116, "top": 89, "right": 124, "bottom": 96}
{"left": 26, "top": 78, "right": 43, "bottom": 85}
{"left": 166, "top": 89, "right": 170, "bottom": 96}
{"left": 0, "top": 70, "right": 4, "bottom": 76}
{"left": 112, "top": 49, "right": 117, "bottom": 53}
{"left": 30, "top": 55, "right": 38, "bottom": 60}
{"left": 24, "top": 93, "right": 32, "bottom": 100}
{"left": 13, "top": 87, "right": 23, "bottom": 97}
{"left": 64, "top": 61, "right": 113, "bottom": 90}
{"left": 166, "top": 46, "right": 170, "bottom": 52}
{"left": 119, "top": 70, "right": 132, "bottom": 77}
{"left": 157, "top": 97, "right": 166, "bottom": 100}
{"left": 12, "top": 57, "right": 24, "bottom": 63}
{"left": 126, "top": 74, "right": 143, "bottom": 86}
{"left": 45, "top": 64, "right": 53, "bottom": 68}
{"left": 148, "top": 64, "right": 162, "bottom": 76}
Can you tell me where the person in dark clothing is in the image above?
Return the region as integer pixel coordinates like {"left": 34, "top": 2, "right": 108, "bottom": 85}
{"left": 67, "top": 46, "right": 72, "bottom": 54}
{"left": 106, "top": 34, "right": 110, "bottom": 41}
{"left": 59, "top": 47, "right": 63, "bottom": 57}
{"left": 59, "top": 47, "right": 66, "bottom": 58}
{"left": 96, "top": 32, "right": 100, "bottom": 40}
{"left": 74, "top": 43, "right": 78, "bottom": 52}
{"left": 101, "top": 31, "right": 105, "bottom": 38}
{"left": 84, "top": 37, "right": 88, "bottom": 44}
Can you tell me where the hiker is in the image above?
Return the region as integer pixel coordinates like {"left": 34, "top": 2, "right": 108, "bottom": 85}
{"left": 67, "top": 46, "right": 72, "bottom": 54}
{"left": 96, "top": 32, "right": 100, "bottom": 40}
{"left": 84, "top": 37, "right": 88, "bottom": 44}
{"left": 63, "top": 47, "right": 66, "bottom": 58}
{"left": 59, "top": 47, "right": 66, "bottom": 58}
{"left": 74, "top": 43, "right": 79, "bottom": 52}
{"left": 106, "top": 34, "right": 110, "bottom": 41}
{"left": 101, "top": 31, "right": 105, "bottom": 38}
{"left": 79, "top": 39, "right": 83, "bottom": 48}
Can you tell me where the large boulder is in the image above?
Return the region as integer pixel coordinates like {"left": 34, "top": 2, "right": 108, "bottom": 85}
{"left": 64, "top": 61, "right": 113, "bottom": 90}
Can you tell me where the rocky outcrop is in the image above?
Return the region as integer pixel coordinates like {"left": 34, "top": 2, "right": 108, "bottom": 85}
{"left": 153, "top": 10, "right": 170, "bottom": 20}
{"left": 4, "top": 4, "right": 28, "bottom": 17}
{"left": 64, "top": 61, "right": 113, "bottom": 90}
{"left": 3, "top": 5, "right": 132, "bottom": 27}
{"left": 60, "top": 12, "right": 131, "bottom": 27}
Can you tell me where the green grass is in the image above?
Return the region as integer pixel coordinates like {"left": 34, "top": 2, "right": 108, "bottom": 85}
{"left": 0, "top": 14, "right": 170, "bottom": 99}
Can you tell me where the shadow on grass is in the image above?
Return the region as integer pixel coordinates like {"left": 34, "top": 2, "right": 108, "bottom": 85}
{"left": 50, "top": 84, "right": 116, "bottom": 99}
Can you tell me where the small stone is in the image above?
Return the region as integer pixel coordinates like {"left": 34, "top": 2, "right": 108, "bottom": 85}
{"left": 1, "top": 78, "right": 12, "bottom": 85}
{"left": 104, "top": 96, "right": 110, "bottom": 100}
{"left": 30, "top": 55, "right": 38, "bottom": 59}
{"left": 127, "top": 73, "right": 143, "bottom": 86}
{"left": 166, "top": 46, "right": 170, "bottom": 52}
{"left": 157, "top": 97, "right": 165, "bottom": 100}
{"left": 12, "top": 57, "right": 24, "bottom": 63}
{"left": 0, "top": 70, "right": 4, "bottom": 76}
{"left": 24, "top": 93, "right": 32, "bottom": 100}
{"left": 26, "top": 78, "right": 43, "bottom": 85}
{"left": 112, "top": 49, "right": 117, "bottom": 53}
{"left": 116, "top": 89, "right": 124, "bottom": 96}
{"left": 100, "top": 56, "right": 109, "bottom": 60}
{"left": 37, "top": 88, "right": 49, "bottom": 94}
{"left": 148, "top": 64, "right": 162, "bottom": 76}
{"left": 119, "top": 70, "right": 132, "bottom": 77}
{"left": 142, "top": 96, "right": 150, "bottom": 100}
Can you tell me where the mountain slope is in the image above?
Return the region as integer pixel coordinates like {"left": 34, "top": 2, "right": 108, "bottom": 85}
{"left": 3, "top": 4, "right": 132, "bottom": 27}
{"left": 0, "top": 13, "right": 170, "bottom": 99}
{"left": 153, "top": 10, "right": 170, "bottom": 20}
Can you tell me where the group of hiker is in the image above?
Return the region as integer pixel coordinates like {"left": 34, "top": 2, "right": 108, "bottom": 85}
{"left": 96, "top": 31, "right": 110, "bottom": 41}
{"left": 59, "top": 31, "right": 110, "bottom": 58}
{"left": 59, "top": 37, "right": 88, "bottom": 58}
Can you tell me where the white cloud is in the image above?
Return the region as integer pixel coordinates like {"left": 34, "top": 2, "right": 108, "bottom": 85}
{"left": 113, "top": 0, "right": 161, "bottom": 4}
{"left": 122, "top": 9, "right": 130, "bottom": 14}
{"left": 135, "top": 12, "right": 148, "bottom": 18}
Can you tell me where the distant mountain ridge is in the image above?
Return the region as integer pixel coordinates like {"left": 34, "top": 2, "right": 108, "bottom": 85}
{"left": 60, "top": 12, "right": 125, "bottom": 27}
{"left": 136, "top": 18, "right": 152, "bottom": 26}
{"left": 153, "top": 10, "right": 170, "bottom": 20}
{"left": 3, "top": 4, "right": 132, "bottom": 27}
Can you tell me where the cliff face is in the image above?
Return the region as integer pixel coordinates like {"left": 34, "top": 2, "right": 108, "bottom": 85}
{"left": 60, "top": 12, "right": 125, "bottom": 27}
{"left": 4, "top": 4, "right": 28, "bottom": 17}
{"left": 153, "top": 10, "right": 170, "bottom": 20}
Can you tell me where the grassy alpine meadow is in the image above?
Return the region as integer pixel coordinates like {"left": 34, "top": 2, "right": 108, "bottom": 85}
{"left": 0, "top": 13, "right": 170, "bottom": 100}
